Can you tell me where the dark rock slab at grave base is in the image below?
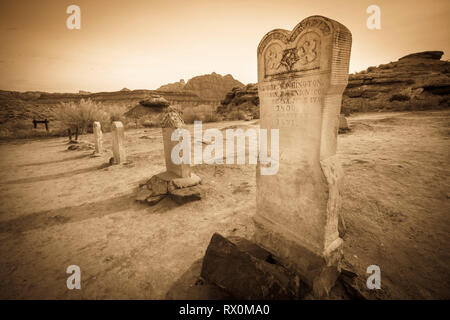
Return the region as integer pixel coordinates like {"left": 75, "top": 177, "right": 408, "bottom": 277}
{"left": 146, "top": 195, "right": 165, "bottom": 205}
{"left": 200, "top": 233, "right": 308, "bottom": 300}
{"left": 146, "top": 173, "right": 170, "bottom": 195}
{"left": 337, "top": 268, "right": 369, "bottom": 300}
{"left": 165, "top": 250, "right": 370, "bottom": 300}
{"left": 136, "top": 187, "right": 153, "bottom": 202}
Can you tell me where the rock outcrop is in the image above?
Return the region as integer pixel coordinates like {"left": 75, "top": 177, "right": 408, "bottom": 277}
{"left": 124, "top": 95, "right": 177, "bottom": 126}
{"left": 217, "top": 84, "right": 259, "bottom": 120}
{"left": 398, "top": 51, "right": 444, "bottom": 61}
{"left": 157, "top": 72, "right": 243, "bottom": 100}
{"left": 157, "top": 79, "right": 186, "bottom": 92}
{"left": 342, "top": 51, "right": 449, "bottom": 113}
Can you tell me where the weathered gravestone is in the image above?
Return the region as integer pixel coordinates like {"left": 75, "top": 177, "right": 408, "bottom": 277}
{"left": 161, "top": 109, "right": 191, "bottom": 178}
{"left": 254, "top": 15, "right": 352, "bottom": 296}
{"left": 111, "top": 121, "right": 126, "bottom": 164}
{"left": 93, "top": 121, "right": 103, "bottom": 155}
{"left": 136, "top": 106, "right": 202, "bottom": 205}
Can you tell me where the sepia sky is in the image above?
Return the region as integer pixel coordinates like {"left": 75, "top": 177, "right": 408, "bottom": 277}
{"left": 0, "top": 0, "right": 449, "bottom": 92}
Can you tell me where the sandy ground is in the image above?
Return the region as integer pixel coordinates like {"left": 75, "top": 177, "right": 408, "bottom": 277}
{"left": 0, "top": 111, "right": 449, "bottom": 299}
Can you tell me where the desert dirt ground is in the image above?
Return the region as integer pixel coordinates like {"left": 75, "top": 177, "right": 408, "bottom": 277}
{"left": 0, "top": 110, "right": 449, "bottom": 299}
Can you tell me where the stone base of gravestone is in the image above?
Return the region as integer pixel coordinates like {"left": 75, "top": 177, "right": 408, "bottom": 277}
{"left": 136, "top": 171, "right": 203, "bottom": 206}
{"left": 254, "top": 154, "right": 345, "bottom": 297}
{"left": 135, "top": 106, "right": 202, "bottom": 205}
{"left": 200, "top": 233, "right": 308, "bottom": 300}
{"left": 253, "top": 213, "right": 343, "bottom": 298}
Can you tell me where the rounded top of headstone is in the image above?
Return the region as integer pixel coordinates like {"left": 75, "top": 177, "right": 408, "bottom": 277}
{"left": 160, "top": 106, "right": 184, "bottom": 128}
{"left": 139, "top": 95, "right": 170, "bottom": 108}
{"left": 257, "top": 15, "right": 352, "bottom": 86}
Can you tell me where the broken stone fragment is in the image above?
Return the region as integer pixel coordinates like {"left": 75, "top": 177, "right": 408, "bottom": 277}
{"left": 200, "top": 233, "right": 307, "bottom": 299}
{"left": 67, "top": 141, "right": 94, "bottom": 151}
{"left": 146, "top": 174, "right": 169, "bottom": 195}
{"left": 169, "top": 185, "right": 203, "bottom": 204}
{"left": 338, "top": 269, "right": 368, "bottom": 300}
{"left": 146, "top": 195, "right": 165, "bottom": 205}
{"left": 138, "top": 171, "right": 203, "bottom": 205}
{"left": 136, "top": 186, "right": 153, "bottom": 202}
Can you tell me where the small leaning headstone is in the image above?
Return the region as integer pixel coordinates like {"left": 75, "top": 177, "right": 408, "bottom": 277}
{"left": 111, "top": 121, "right": 126, "bottom": 164}
{"left": 161, "top": 107, "right": 191, "bottom": 178}
{"left": 93, "top": 121, "right": 103, "bottom": 155}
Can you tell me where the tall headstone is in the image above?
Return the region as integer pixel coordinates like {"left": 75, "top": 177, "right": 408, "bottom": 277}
{"left": 93, "top": 121, "right": 103, "bottom": 154}
{"left": 112, "top": 121, "right": 126, "bottom": 164}
{"left": 255, "top": 16, "right": 352, "bottom": 296}
{"left": 161, "top": 108, "right": 191, "bottom": 178}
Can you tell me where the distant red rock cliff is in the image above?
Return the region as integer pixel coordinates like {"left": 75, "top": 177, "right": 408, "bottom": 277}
{"left": 157, "top": 72, "right": 243, "bottom": 100}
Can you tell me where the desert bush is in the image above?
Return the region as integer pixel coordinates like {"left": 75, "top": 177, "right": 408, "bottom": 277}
{"left": 180, "top": 104, "right": 218, "bottom": 124}
{"left": 181, "top": 107, "right": 197, "bottom": 124}
{"left": 408, "top": 95, "right": 448, "bottom": 110}
{"left": 386, "top": 100, "right": 410, "bottom": 111}
{"left": 227, "top": 110, "right": 248, "bottom": 120}
{"left": 252, "top": 108, "right": 260, "bottom": 119}
{"left": 379, "top": 63, "right": 393, "bottom": 70}
{"left": 198, "top": 104, "right": 218, "bottom": 123}
{"left": 0, "top": 119, "right": 67, "bottom": 140}
{"left": 142, "top": 119, "right": 156, "bottom": 127}
{"left": 389, "top": 94, "right": 410, "bottom": 102}
{"left": 202, "top": 112, "right": 219, "bottom": 123}
{"left": 108, "top": 105, "right": 127, "bottom": 123}
{"left": 54, "top": 99, "right": 128, "bottom": 133}
{"left": 55, "top": 99, "right": 108, "bottom": 133}
{"left": 226, "top": 110, "right": 239, "bottom": 120}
